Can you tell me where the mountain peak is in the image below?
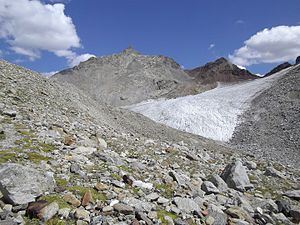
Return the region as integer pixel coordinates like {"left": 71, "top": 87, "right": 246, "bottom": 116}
{"left": 121, "top": 46, "right": 140, "bottom": 55}
{"left": 215, "top": 57, "right": 228, "bottom": 64}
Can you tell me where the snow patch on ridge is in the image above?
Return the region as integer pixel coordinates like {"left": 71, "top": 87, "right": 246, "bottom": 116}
{"left": 127, "top": 67, "right": 292, "bottom": 142}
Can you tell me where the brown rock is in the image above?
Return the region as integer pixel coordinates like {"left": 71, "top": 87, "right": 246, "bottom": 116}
{"left": 81, "top": 190, "right": 93, "bottom": 207}
{"left": 26, "top": 200, "right": 48, "bottom": 218}
{"left": 64, "top": 134, "right": 75, "bottom": 146}
{"left": 95, "top": 182, "right": 108, "bottom": 191}
{"left": 63, "top": 192, "right": 81, "bottom": 207}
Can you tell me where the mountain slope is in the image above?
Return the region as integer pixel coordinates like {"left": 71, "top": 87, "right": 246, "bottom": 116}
{"left": 231, "top": 64, "right": 300, "bottom": 167}
{"left": 1, "top": 60, "right": 300, "bottom": 225}
{"left": 52, "top": 48, "right": 197, "bottom": 106}
{"left": 186, "top": 57, "right": 257, "bottom": 84}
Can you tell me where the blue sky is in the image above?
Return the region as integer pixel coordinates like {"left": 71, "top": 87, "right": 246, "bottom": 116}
{"left": 0, "top": 0, "right": 300, "bottom": 75}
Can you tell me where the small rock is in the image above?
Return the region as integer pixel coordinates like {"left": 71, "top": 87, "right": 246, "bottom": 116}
{"left": 95, "top": 182, "right": 108, "bottom": 191}
{"left": 70, "top": 163, "right": 81, "bottom": 173}
{"left": 74, "top": 208, "right": 90, "bottom": 222}
{"left": 206, "top": 216, "right": 215, "bottom": 225}
{"left": 3, "top": 204, "right": 12, "bottom": 212}
{"left": 63, "top": 192, "right": 81, "bottom": 207}
{"left": 37, "top": 202, "right": 59, "bottom": 221}
{"left": 157, "top": 197, "right": 169, "bottom": 204}
{"left": 146, "top": 193, "right": 159, "bottom": 201}
{"left": 173, "top": 197, "right": 200, "bottom": 213}
{"left": 102, "top": 206, "right": 113, "bottom": 213}
{"left": 135, "top": 211, "right": 153, "bottom": 225}
{"left": 169, "top": 171, "right": 190, "bottom": 187}
{"left": 201, "top": 181, "right": 220, "bottom": 194}
{"left": 58, "top": 208, "right": 71, "bottom": 219}
{"left": 283, "top": 190, "right": 300, "bottom": 200}
{"left": 245, "top": 161, "right": 257, "bottom": 170}
{"left": 132, "top": 180, "right": 153, "bottom": 189}
{"left": 97, "top": 137, "right": 107, "bottom": 149}
{"left": 3, "top": 110, "right": 16, "bottom": 117}
{"left": 81, "top": 190, "right": 93, "bottom": 207}
{"left": 264, "top": 167, "right": 285, "bottom": 178}
{"left": 112, "top": 180, "right": 125, "bottom": 188}
{"left": 208, "top": 174, "right": 228, "bottom": 192}
{"left": 113, "top": 203, "right": 134, "bottom": 215}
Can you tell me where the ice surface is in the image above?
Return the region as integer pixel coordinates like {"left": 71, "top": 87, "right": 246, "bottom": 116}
{"left": 127, "top": 68, "right": 291, "bottom": 142}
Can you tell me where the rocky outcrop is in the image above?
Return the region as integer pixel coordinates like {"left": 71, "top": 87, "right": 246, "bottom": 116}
{"left": 185, "top": 57, "right": 256, "bottom": 84}
{"left": 264, "top": 62, "right": 292, "bottom": 77}
{"left": 52, "top": 47, "right": 196, "bottom": 106}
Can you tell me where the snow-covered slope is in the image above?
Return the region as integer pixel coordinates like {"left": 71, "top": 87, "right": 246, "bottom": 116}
{"left": 127, "top": 67, "right": 292, "bottom": 142}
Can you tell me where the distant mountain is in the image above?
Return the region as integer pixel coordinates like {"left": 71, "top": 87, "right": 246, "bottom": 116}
{"left": 264, "top": 62, "right": 292, "bottom": 77}
{"left": 185, "top": 57, "right": 257, "bottom": 84}
{"left": 52, "top": 47, "right": 196, "bottom": 106}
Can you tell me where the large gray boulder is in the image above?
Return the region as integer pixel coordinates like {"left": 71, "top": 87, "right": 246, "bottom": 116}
{"left": 221, "top": 160, "right": 253, "bottom": 192}
{"left": 0, "top": 163, "right": 55, "bottom": 205}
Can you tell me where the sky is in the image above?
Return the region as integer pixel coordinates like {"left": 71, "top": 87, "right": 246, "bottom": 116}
{"left": 0, "top": 0, "right": 300, "bottom": 75}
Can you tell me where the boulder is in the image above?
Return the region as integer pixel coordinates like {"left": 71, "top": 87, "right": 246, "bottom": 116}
{"left": 173, "top": 197, "right": 200, "bottom": 213}
{"left": 208, "top": 174, "right": 228, "bottom": 192}
{"left": 0, "top": 163, "right": 55, "bottom": 205}
{"left": 221, "top": 160, "right": 253, "bottom": 192}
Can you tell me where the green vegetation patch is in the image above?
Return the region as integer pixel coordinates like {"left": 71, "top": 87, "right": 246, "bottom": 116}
{"left": 66, "top": 186, "right": 106, "bottom": 201}
{"left": 39, "top": 142, "right": 56, "bottom": 152}
{"left": 40, "top": 194, "right": 70, "bottom": 209}
{"left": 157, "top": 210, "right": 177, "bottom": 225}
{"left": 0, "top": 150, "right": 17, "bottom": 163}
{"left": 27, "top": 152, "right": 51, "bottom": 163}
{"left": 154, "top": 183, "right": 174, "bottom": 198}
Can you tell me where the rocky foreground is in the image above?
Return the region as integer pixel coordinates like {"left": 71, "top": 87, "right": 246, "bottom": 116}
{"left": 0, "top": 60, "right": 300, "bottom": 225}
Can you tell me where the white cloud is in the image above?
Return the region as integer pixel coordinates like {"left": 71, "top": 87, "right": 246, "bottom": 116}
{"left": 235, "top": 20, "right": 245, "bottom": 24}
{"left": 208, "top": 43, "right": 215, "bottom": 50}
{"left": 229, "top": 25, "right": 300, "bottom": 66}
{"left": 0, "top": 0, "right": 94, "bottom": 67}
{"left": 69, "top": 53, "right": 96, "bottom": 67}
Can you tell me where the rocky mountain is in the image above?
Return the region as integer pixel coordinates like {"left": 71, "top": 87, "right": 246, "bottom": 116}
{"left": 0, "top": 60, "right": 300, "bottom": 225}
{"left": 52, "top": 48, "right": 199, "bottom": 106}
{"left": 185, "top": 57, "right": 257, "bottom": 84}
{"left": 264, "top": 62, "right": 293, "bottom": 77}
{"left": 231, "top": 64, "right": 300, "bottom": 167}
